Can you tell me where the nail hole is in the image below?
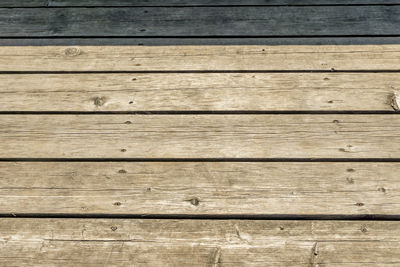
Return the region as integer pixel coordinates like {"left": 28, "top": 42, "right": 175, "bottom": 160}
{"left": 111, "top": 226, "right": 118, "bottom": 231}
{"left": 189, "top": 198, "right": 200, "bottom": 206}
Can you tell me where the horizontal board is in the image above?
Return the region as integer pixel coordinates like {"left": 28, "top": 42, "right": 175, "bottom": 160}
{"left": 4, "top": 0, "right": 400, "bottom": 7}
{"left": 2, "top": 37, "right": 400, "bottom": 46}
{"left": 1, "top": 73, "right": 399, "bottom": 111}
{"left": 0, "top": 6, "right": 399, "bottom": 37}
{"left": 0, "top": 162, "right": 398, "bottom": 215}
{"left": 1, "top": 45, "right": 400, "bottom": 71}
{"left": 1, "top": 115, "right": 400, "bottom": 158}
{"left": 0, "top": 0, "right": 47, "bottom": 7}
{"left": 1, "top": 219, "right": 400, "bottom": 266}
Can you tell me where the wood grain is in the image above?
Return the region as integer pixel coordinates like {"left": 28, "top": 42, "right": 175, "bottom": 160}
{"left": 0, "top": 162, "right": 398, "bottom": 215}
{"left": 3, "top": 0, "right": 400, "bottom": 7}
{"left": 1, "top": 45, "right": 400, "bottom": 71}
{"left": 1, "top": 218, "right": 399, "bottom": 266}
{"left": 2, "top": 37, "right": 400, "bottom": 46}
{"left": 1, "top": 6, "right": 399, "bottom": 37}
{"left": 1, "top": 114, "right": 400, "bottom": 158}
{"left": 0, "top": 73, "right": 399, "bottom": 111}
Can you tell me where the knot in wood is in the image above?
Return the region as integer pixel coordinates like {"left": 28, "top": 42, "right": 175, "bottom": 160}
{"left": 64, "top": 47, "right": 81, "bottom": 57}
{"left": 391, "top": 92, "right": 400, "bottom": 111}
{"left": 93, "top": 96, "right": 106, "bottom": 107}
{"left": 189, "top": 198, "right": 200, "bottom": 206}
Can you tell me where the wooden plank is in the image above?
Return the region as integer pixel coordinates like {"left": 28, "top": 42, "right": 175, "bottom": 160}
{"left": 1, "top": 73, "right": 399, "bottom": 112}
{"left": 0, "top": 219, "right": 399, "bottom": 266}
{"left": 0, "top": 6, "right": 399, "bottom": 37}
{"left": 0, "top": 0, "right": 47, "bottom": 7}
{"left": 1, "top": 37, "right": 400, "bottom": 46}
{"left": 1, "top": 45, "right": 400, "bottom": 71}
{"left": 3, "top": 0, "right": 400, "bottom": 7}
{"left": 1, "top": 114, "right": 400, "bottom": 158}
{"left": 0, "top": 162, "right": 399, "bottom": 215}
{"left": 47, "top": 0, "right": 400, "bottom": 6}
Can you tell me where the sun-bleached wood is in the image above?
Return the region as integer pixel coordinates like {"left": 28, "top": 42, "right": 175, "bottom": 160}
{"left": 1, "top": 73, "right": 399, "bottom": 111}
{"left": 1, "top": 218, "right": 399, "bottom": 266}
{"left": 0, "top": 162, "right": 398, "bottom": 215}
{"left": 1, "top": 114, "right": 400, "bottom": 158}
{"left": 1, "top": 45, "right": 400, "bottom": 71}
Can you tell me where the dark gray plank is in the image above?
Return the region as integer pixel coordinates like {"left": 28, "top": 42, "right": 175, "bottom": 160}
{"left": 3, "top": 1, "right": 400, "bottom": 7}
{"left": 1, "top": 37, "right": 400, "bottom": 46}
{"left": 47, "top": 0, "right": 400, "bottom": 6}
{"left": 4, "top": 0, "right": 400, "bottom": 7}
{"left": 0, "top": 6, "right": 399, "bottom": 37}
{"left": 0, "top": 0, "right": 47, "bottom": 7}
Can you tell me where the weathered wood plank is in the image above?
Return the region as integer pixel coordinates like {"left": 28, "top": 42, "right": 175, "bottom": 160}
{"left": 0, "top": 6, "right": 399, "bottom": 37}
{"left": 1, "top": 37, "right": 400, "bottom": 46}
{"left": 1, "top": 115, "right": 400, "bottom": 158}
{"left": 1, "top": 45, "right": 400, "bottom": 71}
{"left": 1, "top": 73, "right": 399, "bottom": 111}
{"left": 0, "top": 162, "right": 398, "bottom": 215}
{"left": 0, "top": 0, "right": 47, "bottom": 7}
{"left": 3, "top": 0, "right": 400, "bottom": 7}
{"left": 0, "top": 219, "right": 399, "bottom": 266}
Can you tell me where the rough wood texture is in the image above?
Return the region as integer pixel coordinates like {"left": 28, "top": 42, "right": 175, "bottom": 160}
{"left": 1, "top": 6, "right": 399, "bottom": 37}
{"left": 2, "top": 37, "right": 400, "bottom": 46}
{"left": 1, "top": 73, "right": 399, "bottom": 111}
{"left": 1, "top": 45, "right": 400, "bottom": 71}
{"left": 1, "top": 114, "right": 400, "bottom": 158}
{"left": 3, "top": 0, "right": 400, "bottom": 7}
{"left": 0, "top": 162, "right": 398, "bottom": 215}
{"left": 0, "top": 219, "right": 399, "bottom": 266}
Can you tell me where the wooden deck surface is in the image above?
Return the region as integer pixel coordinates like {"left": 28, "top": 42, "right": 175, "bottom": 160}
{"left": 1, "top": 1, "right": 400, "bottom": 266}
{"left": 1, "top": 44, "right": 400, "bottom": 265}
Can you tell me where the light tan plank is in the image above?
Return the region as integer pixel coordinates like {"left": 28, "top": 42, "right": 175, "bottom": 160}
{"left": 1, "top": 73, "right": 399, "bottom": 111}
{"left": 0, "top": 219, "right": 399, "bottom": 266}
{"left": 0, "top": 162, "right": 398, "bottom": 215}
{"left": 0, "top": 45, "right": 400, "bottom": 71}
{"left": 0, "top": 114, "right": 400, "bottom": 158}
